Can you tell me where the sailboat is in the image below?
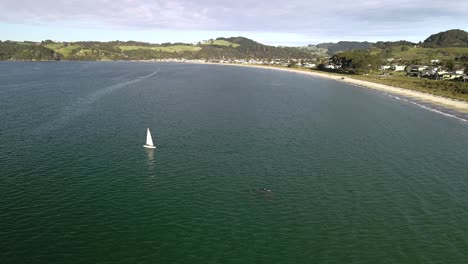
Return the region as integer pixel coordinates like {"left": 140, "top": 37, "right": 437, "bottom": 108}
{"left": 143, "top": 128, "right": 156, "bottom": 149}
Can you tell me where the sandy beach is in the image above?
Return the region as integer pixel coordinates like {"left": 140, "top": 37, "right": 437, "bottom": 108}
{"left": 203, "top": 63, "right": 468, "bottom": 113}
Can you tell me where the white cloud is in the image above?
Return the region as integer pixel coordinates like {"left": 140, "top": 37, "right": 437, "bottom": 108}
{"left": 0, "top": 0, "right": 467, "bottom": 42}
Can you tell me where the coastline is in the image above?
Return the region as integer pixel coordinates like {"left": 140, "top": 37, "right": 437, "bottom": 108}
{"left": 197, "top": 62, "right": 468, "bottom": 114}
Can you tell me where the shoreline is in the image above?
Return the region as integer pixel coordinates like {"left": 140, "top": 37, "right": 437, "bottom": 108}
{"left": 197, "top": 62, "right": 468, "bottom": 113}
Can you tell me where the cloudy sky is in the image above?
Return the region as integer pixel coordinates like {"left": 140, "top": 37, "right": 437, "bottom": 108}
{"left": 0, "top": 0, "right": 467, "bottom": 45}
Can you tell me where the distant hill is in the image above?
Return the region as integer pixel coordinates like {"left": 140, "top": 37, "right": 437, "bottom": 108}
{"left": 0, "top": 41, "right": 58, "bottom": 60}
{"left": 2, "top": 29, "right": 468, "bottom": 61}
{"left": 0, "top": 37, "right": 313, "bottom": 61}
{"left": 197, "top": 37, "right": 312, "bottom": 59}
{"left": 218, "top": 37, "right": 260, "bottom": 46}
{"left": 313, "top": 40, "right": 416, "bottom": 54}
{"left": 423, "top": 29, "right": 468, "bottom": 47}
{"left": 295, "top": 44, "right": 328, "bottom": 57}
{"left": 315, "top": 42, "right": 335, "bottom": 50}
{"left": 373, "top": 40, "right": 415, "bottom": 49}
{"left": 316, "top": 41, "right": 374, "bottom": 54}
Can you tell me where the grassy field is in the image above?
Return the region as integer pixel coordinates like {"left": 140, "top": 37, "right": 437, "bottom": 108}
{"left": 382, "top": 46, "right": 468, "bottom": 63}
{"left": 45, "top": 43, "right": 82, "bottom": 57}
{"left": 298, "top": 46, "right": 328, "bottom": 57}
{"left": 44, "top": 43, "right": 65, "bottom": 50}
{"left": 77, "top": 49, "right": 93, "bottom": 55}
{"left": 201, "top": 40, "right": 240, "bottom": 47}
{"left": 118, "top": 45, "right": 201, "bottom": 52}
{"left": 15, "top": 41, "right": 38, "bottom": 45}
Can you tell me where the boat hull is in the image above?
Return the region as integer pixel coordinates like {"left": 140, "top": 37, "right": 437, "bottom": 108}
{"left": 143, "top": 145, "right": 156, "bottom": 149}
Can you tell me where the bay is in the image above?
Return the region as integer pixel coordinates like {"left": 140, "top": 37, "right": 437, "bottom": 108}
{"left": 1, "top": 62, "right": 467, "bottom": 264}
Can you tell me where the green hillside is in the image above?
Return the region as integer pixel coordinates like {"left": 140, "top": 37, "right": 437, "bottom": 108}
{"left": 0, "top": 41, "right": 58, "bottom": 60}
{"left": 423, "top": 29, "right": 468, "bottom": 47}
{"left": 45, "top": 43, "right": 81, "bottom": 56}
{"left": 387, "top": 46, "right": 468, "bottom": 64}
{"left": 201, "top": 39, "right": 240, "bottom": 47}
{"left": 1, "top": 30, "right": 468, "bottom": 62}
{"left": 292, "top": 45, "right": 328, "bottom": 57}
{"left": 316, "top": 41, "right": 374, "bottom": 54}
{"left": 0, "top": 37, "right": 312, "bottom": 61}
{"left": 309, "top": 30, "right": 468, "bottom": 54}
{"left": 118, "top": 45, "right": 201, "bottom": 52}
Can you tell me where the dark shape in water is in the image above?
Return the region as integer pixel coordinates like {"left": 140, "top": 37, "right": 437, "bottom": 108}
{"left": 251, "top": 187, "right": 272, "bottom": 196}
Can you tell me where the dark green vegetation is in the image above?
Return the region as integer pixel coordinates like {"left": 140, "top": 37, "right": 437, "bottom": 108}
{"left": 196, "top": 37, "right": 312, "bottom": 59}
{"left": 316, "top": 41, "right": 374, "bottom": 54}
{"left": 307, "top": 29, "right": 468, "bottom": 55}
{"left": 306, "top": 41, "right": 413, "bottom": 55}
{"left": 0, "top": 37, "right": 312, "bottom": 61}
{"left": 296, "top": 44, "right": 328, "bottom": 57}
{"left": 373, "top": 40, "right": 415, "bottom": 50}
{"left": 422, "top": 29, "right": 468, "bottom": 48}
{"left": 0, "top": 41, "right": 59, "bottom": 60}
{"left": 328, "top": 50, "right": 381, "bottom": 74}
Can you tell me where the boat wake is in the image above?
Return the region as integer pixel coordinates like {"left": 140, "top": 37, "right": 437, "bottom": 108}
{"left": 88, "top": 70, "right": 159, "bottom": 104}
{"left": 33, "top": 70, "right": 160, "bottom": 135}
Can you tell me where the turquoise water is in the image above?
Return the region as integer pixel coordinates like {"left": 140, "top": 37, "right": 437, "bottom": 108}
{"left": 1, "top": 62, "right": 467, "bottom": 264}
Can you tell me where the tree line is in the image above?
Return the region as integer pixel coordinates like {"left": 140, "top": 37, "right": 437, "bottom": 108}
{"left": 0, "top": 39, "right": 312, "bottom": 61}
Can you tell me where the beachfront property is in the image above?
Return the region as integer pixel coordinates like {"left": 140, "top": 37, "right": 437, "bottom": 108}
{"left": 393, "top": 65, "right": 406, "bottom": 71}
{"left": 302, "top": 63, "right": 317, "bottom": 68}
{"left": 379, "top": 65, "right": 406, "bottom": 71}
{"left": 153, "top": 57, "right": 466, "bottom": 83}
{"left": 438, "top": 72, "right": 464, "bottom": 80}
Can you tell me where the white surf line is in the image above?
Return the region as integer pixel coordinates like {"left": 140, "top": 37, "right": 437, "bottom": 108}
{"left": 337, "top": 79, "right": 468, "bottom": 123}
{"left": 33, "top": 70, "right": 160, "bottom": 135}
{"left": 387, "top": 94, "right": 468, "bottom": 123}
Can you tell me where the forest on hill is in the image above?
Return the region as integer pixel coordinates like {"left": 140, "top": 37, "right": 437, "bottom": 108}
{"left": 0, "top": 37, "right": 312, "bottom": 61}
{"left": 305, "top": 29, "right": 468, "bottom": 55}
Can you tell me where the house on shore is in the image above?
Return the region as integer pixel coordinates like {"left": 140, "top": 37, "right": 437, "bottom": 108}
{"left": 303, "top": 63, "right": 316, "bottom": 68}
{"left": 406, "top": 65, "right": 430, "bottom": 77}
{"left": 438, "top": 72, "right": 463, "bottom": 80}
{"left": 392, "top": 65, "right": 406, "bottom": 71}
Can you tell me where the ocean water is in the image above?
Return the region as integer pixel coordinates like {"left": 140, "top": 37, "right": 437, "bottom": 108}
{"left": 1, "top": 62, "right": 467, "bottom": 264}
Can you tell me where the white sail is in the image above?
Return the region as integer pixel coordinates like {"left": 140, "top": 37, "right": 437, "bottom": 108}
{"left": 144, "top": 128, "right": 156, "bottom": 148}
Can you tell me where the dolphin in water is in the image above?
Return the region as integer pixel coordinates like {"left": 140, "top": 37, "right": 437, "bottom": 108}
{"left": 251, "top": 187, "right": 272, "bottom": 196}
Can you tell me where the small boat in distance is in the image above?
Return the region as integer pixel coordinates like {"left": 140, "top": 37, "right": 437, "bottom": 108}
{"left": 143, "top": 128, "right": 156, "bottom": 149}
